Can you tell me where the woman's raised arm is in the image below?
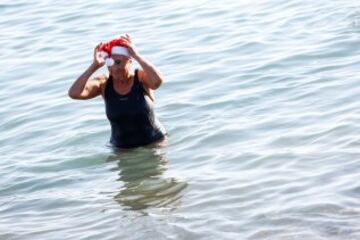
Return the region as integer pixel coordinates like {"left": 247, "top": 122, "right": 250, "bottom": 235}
{"left": 68, "top": 43, "right": 105, "bottom": 100}
{"left": 121, "top": 34, "right": 165, "bottom": 90}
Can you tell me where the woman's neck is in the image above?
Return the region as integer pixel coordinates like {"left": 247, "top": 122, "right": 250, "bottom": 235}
{"left": 112, "top": 70, "right": 132, "bottom": 84}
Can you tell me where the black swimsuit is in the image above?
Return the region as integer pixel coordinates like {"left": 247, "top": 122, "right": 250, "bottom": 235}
{"left": 104, "top": 69, "right": 166, "bottom": 148}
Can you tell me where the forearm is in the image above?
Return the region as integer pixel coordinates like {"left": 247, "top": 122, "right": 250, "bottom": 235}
{"left": 134, "top": 54, "right": 164, "bottom": 89}
{"left": 68, "top": 63, "right": 100, "bottom": 98}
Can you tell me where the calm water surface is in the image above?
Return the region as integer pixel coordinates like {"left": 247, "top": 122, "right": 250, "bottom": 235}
{"left": 1, "top": 0, "right": 360, "bottom": 239}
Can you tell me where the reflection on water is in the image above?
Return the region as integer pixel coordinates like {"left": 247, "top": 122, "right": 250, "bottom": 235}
{"left": 106, "top": 147, "right": 187, "bottom": 211}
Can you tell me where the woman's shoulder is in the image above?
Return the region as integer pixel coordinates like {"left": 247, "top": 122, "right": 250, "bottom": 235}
{"left": 95, "top": 73, "right": 109, "bottom": 83}
{"left": 95, "top": 74, "right": 110, "bottom": 97}
{"left": 135, "top": 68, "right": 155, "bottom": 101}
{"left": 136, "top": 68, "right": 144, "bottom": 82}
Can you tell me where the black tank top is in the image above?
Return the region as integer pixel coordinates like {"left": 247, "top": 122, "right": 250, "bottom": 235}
{"left": 104, "top": 69, "right": 166, "bottom": 148}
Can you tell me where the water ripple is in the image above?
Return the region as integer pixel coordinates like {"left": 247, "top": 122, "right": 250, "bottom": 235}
{"left": 1, "top": 0, "right": 360, "bottom": 239}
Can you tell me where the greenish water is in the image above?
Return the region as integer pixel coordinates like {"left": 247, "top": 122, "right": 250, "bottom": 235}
{"left": 1, "top": 0, "right": 360, "bottom": 239}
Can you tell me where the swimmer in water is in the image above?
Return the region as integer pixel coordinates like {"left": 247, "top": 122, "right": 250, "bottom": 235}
{"left": 68, "top": 34, "right": 167, "bottom": 149}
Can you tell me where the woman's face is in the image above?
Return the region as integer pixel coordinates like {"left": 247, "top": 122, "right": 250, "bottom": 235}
{"left": 108, "top": 54, "right": 132, "bottom": 74}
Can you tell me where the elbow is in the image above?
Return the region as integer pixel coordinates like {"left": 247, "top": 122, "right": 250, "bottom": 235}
{"left": 151, "top": 78, "right": 164, "bottom": 90}
{"left": 68, "top": 89, "right": 80, "bottom": 99}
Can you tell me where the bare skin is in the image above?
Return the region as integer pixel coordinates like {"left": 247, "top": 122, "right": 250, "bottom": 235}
{"left": 68, "top": 34, "right": 164, "bottom": 101}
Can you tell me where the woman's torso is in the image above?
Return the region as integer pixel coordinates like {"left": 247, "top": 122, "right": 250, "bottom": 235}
{"left": 103, "top": 69, "right": 166, "bottom": 148}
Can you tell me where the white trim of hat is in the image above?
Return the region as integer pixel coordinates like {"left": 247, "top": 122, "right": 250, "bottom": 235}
{"left": 111, "top": 46, "right": 130, "bottom": 57}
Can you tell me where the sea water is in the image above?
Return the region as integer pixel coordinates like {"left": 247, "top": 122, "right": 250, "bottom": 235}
{"left": 1, "top": 0, "right": 360, "bottom": 239}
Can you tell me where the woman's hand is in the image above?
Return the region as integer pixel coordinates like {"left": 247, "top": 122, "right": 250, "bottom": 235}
{"left": 93, "top": 42, "right": 105, "bottom": 68}
{"left": 121, "top": 34, "right": 141, "bottom": 60}
{"left": 120, "top": 34, "right": 164, "bottom": 90}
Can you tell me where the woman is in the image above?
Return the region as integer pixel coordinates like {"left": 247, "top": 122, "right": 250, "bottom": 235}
{"left": 68, "top": 34, "right": 167, "bottom": 149}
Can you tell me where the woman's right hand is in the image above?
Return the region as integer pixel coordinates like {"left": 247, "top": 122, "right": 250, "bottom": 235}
{"left": 92, "top": 42, "right": 105, "bottom": 68}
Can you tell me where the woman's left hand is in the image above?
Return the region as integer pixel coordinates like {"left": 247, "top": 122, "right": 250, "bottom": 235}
{"left": 121, "top": 34, "right": 141, "bottom": 60}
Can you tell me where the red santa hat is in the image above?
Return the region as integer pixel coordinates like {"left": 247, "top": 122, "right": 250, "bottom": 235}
{"left": 98, "top": 36, "right": 130, "bottom": 66}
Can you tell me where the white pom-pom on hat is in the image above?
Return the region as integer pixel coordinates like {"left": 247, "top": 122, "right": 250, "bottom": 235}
{"left": 105, "top": 58, "right": 114, "bottom": 67}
